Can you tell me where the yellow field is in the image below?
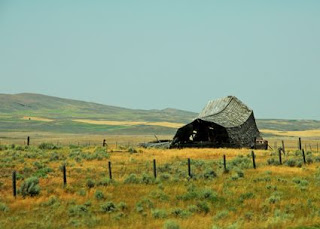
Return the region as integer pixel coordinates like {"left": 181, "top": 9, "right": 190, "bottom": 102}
{"left": 1, "top": 143, "right": 320, "bottom": 228}
{"left": 72, "top": 119, "right": 184, "bottom": 128}
{"left": 22, "top": 116, "right": 53, "bottom": 122}
{"left": 261, "top": 129, "right": 320, "bottom": 138}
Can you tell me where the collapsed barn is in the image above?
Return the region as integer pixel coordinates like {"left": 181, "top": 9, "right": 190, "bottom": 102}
{"left": 170, "top": 96, "right": 267, "bottom": 149}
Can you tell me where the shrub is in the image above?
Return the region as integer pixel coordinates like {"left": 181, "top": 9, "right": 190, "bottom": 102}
{"left": 141, "top": 173, "right": 155, "bottom": 184}
{"left": 19, "top": 177, "right": 40, "bottom": 197}
{"left": 117, "top": 202, "right": 128, "bottom": 211}
{"left": 124, "top": 174, "right": 140, "bottom": 184}
{"left": 136, "top": 198, "right": 154, "bottom": 213}
{"left": 151, "top": 208, "right": 168, "bottom": 219}
{"left": 0, "top": 202, "right": 9, "bottom": 212}
{"left": 196, "top": 201, "right": 210, "bottom": 214}
{"left": 86, "top": 179, "right": 95, "bottom": 189}
{"left": 101, "top": 202, "right": 117, "bottom": 213}
{"left": 97, "top": 178, "right": 113, "bottom": 186}
{"left": 95, "top": 190, "right": 105, "bottom": 200}
{"left": 150, "top": 190, "right": 169, "bottom": 202}
{"left": 214, "top": 210, "right": 229, "bottom": 220}
{"left": 159, "top": 173, "right": 172, "bottom": 181}
{"left": 78, "top": 189, "right": 86, "bottom": 196}
{"left": 39, "top": 143, "right": 60, "bottom": 150}
{"left": 203, "top": 169, "right": 217, "bottom": 179}
{"left": 284, "top": 159, "right": 297, "bottom": 167}
{"left": 128, "top": 147, "right": 137, "bottom": 154}
{"left": 41, "top": 196, "right": 59, "bottom": 207}
{"left": 69, "top": 205, "right": 88, "bottom": 217}
{"left": 199, "top": 189, "right": 218, "bottom": 202}
{"left": 170, "top": 208, "right": 191, "bottom": 218}
{"left": 267, "top": 192, "right": 281, "bottom": 204}
{"left": 163, "top": 220, "right": 180, "bottom": 229}
{"left": 267, "top": 158, "right": 279, "bottom": 166}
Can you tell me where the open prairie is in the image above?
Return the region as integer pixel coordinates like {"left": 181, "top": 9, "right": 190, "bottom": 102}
{"left": 1, "top": 139, "right": 320, "bottom": 229}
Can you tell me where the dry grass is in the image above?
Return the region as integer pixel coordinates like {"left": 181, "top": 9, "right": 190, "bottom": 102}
{"left": 72, "top": 119, "right": 184, "bottom": 128}
{"left": 262, "top": 129, "right": 320, "bottom": 138}
{"left": 1, "top": 143, "right": 320, "bottom": 228}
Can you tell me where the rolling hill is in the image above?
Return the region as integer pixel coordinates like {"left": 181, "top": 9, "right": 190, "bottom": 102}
{"left": 1, "top": 93, "right": 320, "bottom": 137}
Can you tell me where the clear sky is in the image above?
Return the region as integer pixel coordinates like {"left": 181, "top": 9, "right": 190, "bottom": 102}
{"left": 1, "top": 1, "right": 320, "bottom": 119}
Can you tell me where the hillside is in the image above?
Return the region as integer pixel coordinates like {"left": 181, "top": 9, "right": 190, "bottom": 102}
{"left": 1, "top": 93, "right": 320, "bottom": 137}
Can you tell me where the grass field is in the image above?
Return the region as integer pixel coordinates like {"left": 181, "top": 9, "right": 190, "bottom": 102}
{"left": 1, "top": 141, "right": 320, "bottom": 229}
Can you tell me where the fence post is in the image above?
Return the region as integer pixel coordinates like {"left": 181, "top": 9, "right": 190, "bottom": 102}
{"left": 108, "top": 161, "right": 112, "bottom": 180}
{"left": 27, "top": 136, "right": 30, "bottom": 146}
{"left": 299, "top": 137, "right": 302, "bottom": 151}
{"left": 278, "top": 148, "right": 282, "bottom": 165}
{"left": 281, "top": 140, "right": 285, "bottom": 155}
{"left": 302, "top": 149, "right": 306, "bottom": 164}
{"left": 251, "top": 151, "right": 256, "bottom": 169}
{"left": 103, "top": 139, "right": 106, "bottom": 147}
{"left": 12, "top": 171, "right": 17, "bottom": 198}
{"left": 153, "top": 159, "right": 157, "bottom": 178}
{"left": 223, "top": 155, "right": 227, "bottom": 172}
{"left": 63, "top": 165, "right": 67, "bottom": 186}
{"left": 188, "top": 158, "right": 192, "bottom": 178}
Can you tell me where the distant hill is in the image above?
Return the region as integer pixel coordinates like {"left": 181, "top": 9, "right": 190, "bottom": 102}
{"left": 1, "top": 93, "right": 320, "bottom": 136}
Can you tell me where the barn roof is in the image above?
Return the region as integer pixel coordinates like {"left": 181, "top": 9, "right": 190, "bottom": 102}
{"left": 197, "top": 96, "right": 253, "bottom": 128}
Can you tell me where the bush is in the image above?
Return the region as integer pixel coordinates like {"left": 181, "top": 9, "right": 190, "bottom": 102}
{"left": 39, "top": 143, "right": 60, "bottom": 150}
{"left": 141, "top": 173, "right": 155, "bottom": 184}
{"left": 170, "top": 208, "right": 191, "bottom": 218}
{"left": 151, "top": 208, "right": 168, "bottom": 219}
{"left": 0, "top": 202, "right": 9, "bottom": 212}
{"left": 284, "top": 159, "right": 296, "bottom": 167}
{"left": 196, "top": 201, "right": 210, "bottom": 214}
{"left": 267, "top": 192, "right": 281, "bottom": 204}
{"left": 86, "top": 179, "right": 95, "bottom": 189}
{"left": 267, "top": 158, "right": 279, "bottom": 166}
{"left": 203, "top": 169, "right": 217, "bottom": 179}
{"left": 95, "top": 190, "right": 105, "bottom": 200}
{"left": 97, "top": 178, "right": 113, "bottom": 186}
{"left": 124, "top": 174, "right": 140, "bottom": 184}
{"left": 214, "top": 210, "right": 229, "bottom": 220}
{"left": 69, "top": 205, "right": 88, "bottom": 217}
{"left": 159, "top": 173, "right": 172, "bottom": 181}
{"left": 163, "top": 220, "right": 180, "bottom": 229}
{"left": 199, "top": 189, "right": 218, "bottom": 202}
{"left": 19, "top": 177, "right": 40, "bottom": 197}
{"left": 136, "top": 198, "right": 154, "bottom": 213}
{"left": 117, "top": 202, "right": 128, "bottom": 211}
{"left": 101, "top": 202, "right": 117, "bottom": 213}
{"left": 41, "top": 196, "right": 59, "bottom": 207}
{"left": 128, "top": 147, "right": 137, "bottom": 153}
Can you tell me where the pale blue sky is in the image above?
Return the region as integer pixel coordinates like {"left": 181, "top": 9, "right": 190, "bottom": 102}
{"left": 1, "top": 1, "right": 320, "bottom": 119}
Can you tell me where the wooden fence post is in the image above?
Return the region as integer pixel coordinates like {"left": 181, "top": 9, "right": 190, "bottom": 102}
{"left": 153, "top": 159, "right": 157, "bottom": 178}
{"left": 108, "top": 161, "right": 112, "bottom": 180}
{"left": 63, "top": 165, "right": 67, "bottom": 186}
{"left": 12, "top": 171, "right": 16, "bottom": 198}
{"left": 278, "top": 148, "right": 282, "bottom": 165}
{"left": 298, "top": 137, "right": 302, "bottom": 151}
{"left": 281, "top": 140, "right": 285, "bottom": 155}
{"left": 251, "top": 151, "right": 256, "bottom": 169}
{"left": 103, "top": 139, "right": 106, "bottom": 147}
{"left": 223, "top": 155, "right": 227, "bottom": 172}
{"left": 302, "top": 149, "right": 306, "bottom": 164}
{"left": 188, "top": 158, "right": 192, "bottom": 178}
{"left": 27, "top": 136, "right": 30, "bottom": 146}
